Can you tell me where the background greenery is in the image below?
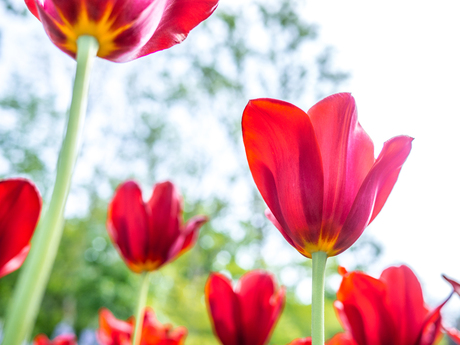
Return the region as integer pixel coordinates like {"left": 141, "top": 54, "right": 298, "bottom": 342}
{"left": 0, "top": 0, "right": 388, "bottom": 344}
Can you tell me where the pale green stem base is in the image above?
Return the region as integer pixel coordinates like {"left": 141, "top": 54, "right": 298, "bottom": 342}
{"left": 311, "top": 251, "right": 328, "bottom": 345}
{"left": 2, "top": 36, "right": 99, "bottom": 345}
{"left": 132, "top": 272, "right": 151, "bottom": 345}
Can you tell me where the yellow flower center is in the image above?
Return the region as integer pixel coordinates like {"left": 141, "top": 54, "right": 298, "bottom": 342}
{"left": 55, "top": 2, "right": 132, "bottom": 57}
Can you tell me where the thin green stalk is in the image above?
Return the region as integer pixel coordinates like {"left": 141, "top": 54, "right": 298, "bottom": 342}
{"left": 132, "top": 272, "right": 151, "bottom": 345}
{"left": 2, "top": 35, "right": 99, "bottom": 345}
{"left": 311, "top": 251, "right": 328, "bottom": 345}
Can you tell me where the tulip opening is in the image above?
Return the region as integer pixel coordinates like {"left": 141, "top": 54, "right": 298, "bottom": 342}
{"left": 2, "top": 35, "right": 99, "bottom": 345}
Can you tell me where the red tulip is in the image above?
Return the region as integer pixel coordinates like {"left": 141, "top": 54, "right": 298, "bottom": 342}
{"left": 97, "top": 307, "right": 187, "bottom": 345}
{"left": 242, "top": 93, "right": 413, "bottom": 258}
{"left": 107, "top": 180, "right": 207, "bottom": 273}
{"left": 286, "top": 334, "right": 356, "bottom": 345}
{"left": 205, "top": 270, "right": 286, "bottom": 345}
{"left": 33, "top": 334, "right": 77, "bottom": 345}
{"left": 334, "top": 265, "right": 452, "bottom": 345}
{"left": 0, "top": 178, "right": 41, "bottom": 278}
{"left": 24, "top": 0, "right": 219, "bottom": 62}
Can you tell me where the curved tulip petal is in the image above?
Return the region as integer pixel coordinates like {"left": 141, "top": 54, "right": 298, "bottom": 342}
{"left": 333, "top": 136, "right": 413, "bottom": 255}
{"left": 206, "top": 270, "right": 285, "bottom": 345}
{"left": 327, "top": 333, "right": 358, "bottom": 345}
{"left": 336, "top": 271, "right": 394, "bottom": 345}
{"left": 107, "top": 180, "right": 151, "bottom": 272}
{"left": 379, "top": 265, "right": 428, "bottom": 345}
{"left": 242, "top": 98, "right": 324, "bottom": 255}
{"left": 205, "top": 273, "right": 240, "bottom": 345}
{"left": 137, "top": 0, "right": 219, "bottom": 58}
{"left": 307, "top": 93, "right": 374, "bottom": 236}
{"left": 147, "top": 181, "right": 182, "bottom": 260}
{"left": 443, "top": 275, "right": 460, "bottom": 296}
{"left": 0, "top": 178, "right": 41, "bottom": 278}
{"left": 237, "top": 270, "right": 285, "bottom": 345}
{"left": 175, "top": 215, "right": 208, "bottom": 255}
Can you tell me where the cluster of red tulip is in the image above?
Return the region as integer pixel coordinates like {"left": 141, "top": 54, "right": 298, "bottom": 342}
{"left": 1, "top": 1, "right": 459, "bottom": 345}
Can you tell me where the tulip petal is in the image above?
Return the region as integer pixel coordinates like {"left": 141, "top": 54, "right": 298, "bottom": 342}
{"left": 242, "top": 99, "right": 324, "bottom": 254}
{"left": 416, "top": 292, "right": 452, "bottom": 345}
{"left": 333, "top": 136, "right": 413, "bottom": 255}
{"left": 205, "top": 273, "right": 239, "bottom": 345}
{"left": 107, "top": 181, "right": 151, "bottom": 272}
{"left": 236, "top": 270, "right": 285, "bottom": 345}
{"left": 307, "top": 93, "right": 374, "bottom": 237}
{"left": 25, "top": 0, "right": 40, "bottom": 19}
{"left": 0, "top": 178, "right": 41, "bottom": 278}
{"left": 146, "top": 181, "right": 182, "bottom": 261}
{"left": 336, "top": 271, "right": 394, "bottom": 345}
{"left": 176, "top": 215, "right": 208, "bottom": 255}
{"left": 327, "top": 333, "right": 357, "bottom": 345}
{"left": 443, "top": 275, "right": 460, "bottom": 296}
{"left": 97, "top": 308, "right": 133, "bottom": 345}
{"left": 137, "top": 0, "right": 219, "bottom": 59}
{"left": 379, "top": 265, "right": 428, "bottom": 345}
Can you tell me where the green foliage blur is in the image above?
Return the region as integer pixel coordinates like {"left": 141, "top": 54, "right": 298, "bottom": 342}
{"left": 0, "top": 0, "right": 359, "bottom": 344}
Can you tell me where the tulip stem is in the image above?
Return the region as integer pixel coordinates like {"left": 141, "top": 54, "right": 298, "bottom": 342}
{"left": 311, "top": 251, "right": 327, "bottom": 345}
{"left": 132, "top": 271, "right": 151, "bottom": 345}
{"left": 2, "top": 35, "right": 99, "bottom": 345}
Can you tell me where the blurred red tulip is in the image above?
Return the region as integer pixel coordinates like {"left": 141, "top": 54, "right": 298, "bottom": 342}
{"left": 33, "top": 334, "right": 77, "bottom": 345}
{"left": 97, "top": 307, "right": 187, "bottom": 345}
{"left": 205, "top": 270, "right": 286, "bottom": 345}
{"left": 0, "top": 178, "right": 41, "bottom": 278}
{"left": 24, "top": 0, "right": 219, "bottom": 62}
{"left": 286, "top": 333, "right": 356, "bottom": 345}
{"left": 107, "top": 180, "right": 207, "bottom": 273}
{"left": 334, "top": 265, "right": 451, "bottom": 345}
{"left": 242, "top": 93, "right": 412, "bottom": 258}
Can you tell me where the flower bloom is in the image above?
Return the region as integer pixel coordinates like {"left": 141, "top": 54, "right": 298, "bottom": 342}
{"left": 33, "top": 334, "right": 77, "bottom": 345}
{"left": 24, "top": 0, "right": 219, "bottom": 62}
{"left": 97, "top": 307, "right": 187, "bottom": 345}
{"left": 242, "top": 93, "right": 413, "bottom": 258}
{"left": 0, "top": 178, "right": 41, "bottom": 278}
{"left": 442, "top": 275, "right": 460, "bottom": 344}
{"left": 107, "top": 180, "right": 208, "bottom": 273}
{"left": 333, "top": 265, "right": 454, "bottom": 345}
{"left": 205, "top": 270, "right": 286, "bottom": 345}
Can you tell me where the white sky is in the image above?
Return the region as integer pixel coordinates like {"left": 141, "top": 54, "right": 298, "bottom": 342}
{"left": 303, "top": 0, "right": 460, "bottom": 316}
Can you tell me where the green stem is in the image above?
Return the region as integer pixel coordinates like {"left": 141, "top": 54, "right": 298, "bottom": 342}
{"left": 311, "top": 251, "right": 327, "bottom": 345}
{"left": 2, "top": 36, "right": 99, "bottom": 345}
{"left": 132, "top": 272, "right": 151, "bottom": 345}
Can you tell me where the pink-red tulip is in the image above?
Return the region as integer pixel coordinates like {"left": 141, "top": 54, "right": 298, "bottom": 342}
{"left": 33, "top": 334, "right": 77, "bottom": 345}
{"left": 107, "top": 180, "right": 207, "bottom": 273}
{"left": 0, "top": 178, "right": 41, "bottom": 278}
{"left": 205, "top": 270, "right": 286, "bottom": 345}
{"left": 334, "top": 265, "right": 452, "bottom": 345}
{"left": 97, "top": 307, "right": 187, "bottom": 345}
{"left": 24, "top": 0, "right": 219, "bottom": 62}
{"left": 242, "top": 93, "right": 413, "bottom": 258}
